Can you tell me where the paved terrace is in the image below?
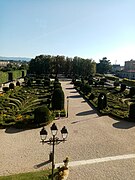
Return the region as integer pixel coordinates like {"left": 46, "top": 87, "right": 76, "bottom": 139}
{"left": 0, "top": 79, "right": 135, "bottom": 179}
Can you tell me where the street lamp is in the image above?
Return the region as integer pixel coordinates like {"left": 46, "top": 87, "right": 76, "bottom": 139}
{"left": 67, "top": 96, "right": 69, "bottom": 118}
{"left": 40, "top": 123, "right": 68, "bottom": 180}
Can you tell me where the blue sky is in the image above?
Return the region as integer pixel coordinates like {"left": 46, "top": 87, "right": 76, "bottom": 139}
{"left": 0, "top": 0, "right": 135, "bottom": 65}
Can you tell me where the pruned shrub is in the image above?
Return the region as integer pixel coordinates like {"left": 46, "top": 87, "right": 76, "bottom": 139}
{"left": 89, "top": 93, "right": 95, "bottom": 100}
{"left": 98, "top": 93, "right": 107, "bottom": 110}
{"left": 16, "top": 81, "right": 20, "bottom": 86}
{"left": 129, "top": 87, "right": 135, "bottom": 97}
{"left": 82, "top": 84, "right": 92, "bottom": 95}
{"left": 74, "top": 81, "right": 82, "bottom": 87}
{"left": 120, "top": 83, "right": 126, "bottom": 92}
{"left": 8, "top": 72, "right": 13, "bottom": 81}
{"left": 9, "top": 83, "right": 15, "bottom": 90}
{"left": 44, "top": 80, "right": 50, "bottom": 86}
{"left": 129, "top": 103, "right": 135, "bottom": 121}
{"left": 3, "top": 87, "right": 9, "bottom": 93}
{"left": 34, "top": 106, "right": 52, "bottom": 124}
{"left": 52, "top": 88, "right": 64, "bottom": 110}
{"left": 54, "top": 82, "right": 61, "bottom": 89}
{"left": 114, "top": 81, "right": 119, "bottom": 87}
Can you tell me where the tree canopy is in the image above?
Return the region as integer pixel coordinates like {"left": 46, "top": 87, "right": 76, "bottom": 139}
{"left": 29, "top": 54, "right": 96, "bottom": 77}
{"left": 96, "top": 57, "right": 112, "bottom": 74}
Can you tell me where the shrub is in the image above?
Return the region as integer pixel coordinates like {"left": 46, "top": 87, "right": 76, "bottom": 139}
{"left": 74, "top": 81, "right": 82, "bottom": 87}
{"left": 129, "top": 103, "right": 135, "bottom": 121}
{"left": 98, "top": 93, "right": 107, "bottom": 110}
{"left": 82, "top": 84, "right": 92, "bottom": 95}
{"left": 114, "top": 81, "right": 119, "bottom": 87}
{"left": 89, "top": 93, "right": 95, "bottom": 100}
{"left": 129, "top": 87, "right": 135, "bottom": 97}
{"left": 16, "top": 81, "right": 20, "bottom": 86}
{"left": 52, "top": 88, "right": 64, "bottom": 110}
{"left": 36, "top": 79, "right": 42, "bottom": 84}
{"left": 3, "top": 87, "right": 9, "bottom": 92}
{"left": 88, "top": 79, "right": 93, "bottom": 85}
{"left": 9, "top": 83, "right": 15, "bottom": 89}
{"left": 120, "top": 83, "right": 126, "bottom": 92}
{"left": 34, "top": 106, "right": 52, "bottom": 124}
{"left": 54, "top": 82, "right": 61, "bottom": 89}
{"left": 44, "top": 80, "right": 50, "bottom": 86}
{"left": 8, "top": 72, "right": 13, "bottom": 81}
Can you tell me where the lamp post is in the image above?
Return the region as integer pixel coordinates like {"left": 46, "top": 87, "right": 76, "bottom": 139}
{"left": 40, "top": 123, "right": 68, "bottom": 180}
{"left": 67, "top": 96, "right": 69, "bottom": 118}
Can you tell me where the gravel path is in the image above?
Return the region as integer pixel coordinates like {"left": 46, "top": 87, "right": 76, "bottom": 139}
{"left": 0, "top": 79, "right": 135, "bottom": 179}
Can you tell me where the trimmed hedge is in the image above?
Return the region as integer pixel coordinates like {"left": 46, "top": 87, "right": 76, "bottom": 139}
{"left": 52, "top": 88, "right": 64, "bottom": 110}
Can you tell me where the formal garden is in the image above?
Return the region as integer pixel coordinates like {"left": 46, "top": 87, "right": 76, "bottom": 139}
{"left": 73, "top": 76, "right": 135, "bottom": 121}
{"left": 0, "top": 75, "right": 65, "bottom": 129}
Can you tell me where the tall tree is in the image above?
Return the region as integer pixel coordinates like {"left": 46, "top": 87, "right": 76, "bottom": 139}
{"left": 96, "top": 57, "right": 112, "bottom": 74}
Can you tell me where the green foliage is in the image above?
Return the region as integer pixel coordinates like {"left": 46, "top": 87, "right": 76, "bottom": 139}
{"left": 122, "top": 78, "right": 135, "bottom": 87}
{"left": 129, "top": 103, "right": 135, "bottom": 121}
{"left": 98, "top": 93, "right": 107, "bottom": 110}
{"left": 16, "top": 81, "right": 20, "bottom": 86}
{"left": 9, "top": 83, "right": 14, "bottom": 89}
{"left": 52, "top": 88, "right": 64, "bottom": 110}
{"left": 3, "top": 87, "right": 9, "bottom": 92}
{"left": 54, "top": 81, "right": 61, "bottom": 89}
{"left": 114, "top": 81, "right": 119, "bottom": 87}
{"left": 96, "top": 57, "right": 112, "bottom": 74}
{"left": 129, "top": 87, "right": 135, "bottom": 97}
{"left": 74, "top": 80, "right": 82, "bottom": 87}
{"left": 82, "top": 83, "right": 92, "bottom": 95}
{"left": 34, "top": 106, "right": 52, "bottom": 124}
{"left": 89, "top": 93, "right": 95, "bottom": 100}
{"left": 0, "top": 169, "right": 52, "bottom": 180}
{"left": 29, "top": 54, "right": 96, "bottom": 76}
{"left": 120, "top": 83, "right": 126, "bottom": 92}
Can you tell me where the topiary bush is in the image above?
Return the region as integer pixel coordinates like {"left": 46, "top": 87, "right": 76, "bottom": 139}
{"left": 34, "top": 106, "right": 52, "bottom": 124}
{"left": 129, "top": 103, "right": 135, "bottom": 121}
{"left": 98, "top": 93, "right": 107, "bottom": 110}
{"left": 89, "top": 93, "right": 95, "bottom": 100}
{"left": 3, "top": 87, "right": 9, "bottom": 93}
{"left": 129, "top": 87, "right": 135, "bottom": 97}
{"left": 9, "top": 83, "right": 15, "bottom": 90}
{"left": 54, "top": 82, "right": 61, "bottom": 89}
{"left": 16, "top": 81, "right": 20, "bottom": 86}
{"left": 114, "top": 81, "right": 119, "bottom": 87}
{"left": 82, "top": 84, "right": 92, "bottom": 95}
{"left": 52, "top": 88, "right": 64, "bottom": 110}
{"left": 120, "top": 83, "right": 126, "bottom": 92}
{"left": 8, "top": 72, "right": 13, "bottom": 81}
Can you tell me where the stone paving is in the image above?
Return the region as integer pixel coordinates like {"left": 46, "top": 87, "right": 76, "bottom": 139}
{"left": 0, "top": 79, "right": 135, "bottom": 179}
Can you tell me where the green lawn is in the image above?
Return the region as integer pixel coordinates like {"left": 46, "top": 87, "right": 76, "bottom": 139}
{"left": 0, "top": 170, "right": 52, "bottom": 180}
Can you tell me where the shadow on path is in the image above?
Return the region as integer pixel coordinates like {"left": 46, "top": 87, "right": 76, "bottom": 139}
{"left": 34, "top": 160, "right": 51, "bottom": 169}
{"left": 76, "top": 110, "right": 96, "bottom": 116}
{"left": 113, "top": 120, "right": 135, "bottom": 129}
{"left": 66, "top": 87, "right": 74, "bottom": 90}
{"left": 5, "top": 127, "right": 24, "bottom": 133}
{"left": 69, "top": 95, "right": 81, "bottom": 98}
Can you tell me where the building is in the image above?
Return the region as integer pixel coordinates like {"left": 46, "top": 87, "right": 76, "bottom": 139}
{"left": 112, "top": 64, "right": 122, "bottom": 73}
{"left": 124, "top": 59, "right": 135, "bottom": 71}
{"left": 0, "top": 61, "right": 9, "bottom": 67}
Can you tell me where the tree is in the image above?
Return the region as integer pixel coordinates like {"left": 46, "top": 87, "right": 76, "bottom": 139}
{"left": 34, "top": 106, "right": 51, "bottom": 124}
{"left": 52, "top": 88, "right": 64, "bottom": 110}
{"left": 96, "top": 57, "right": 112, "bottom": 74}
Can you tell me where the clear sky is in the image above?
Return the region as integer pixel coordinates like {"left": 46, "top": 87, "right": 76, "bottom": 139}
{"left": 0, "top": 0, "right": 135, "bottom": 65}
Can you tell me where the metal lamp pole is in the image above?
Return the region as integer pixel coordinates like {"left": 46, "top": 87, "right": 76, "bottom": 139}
{"left": 40, "top": 123, "right": 68, "bottom": 180}
{"left": 67, "top": 96, "right": 69, "bottom": 118}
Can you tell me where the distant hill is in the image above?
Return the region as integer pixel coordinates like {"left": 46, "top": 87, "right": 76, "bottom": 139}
{"left": 0, "top": 56, "right": 31, "bottom": 61}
